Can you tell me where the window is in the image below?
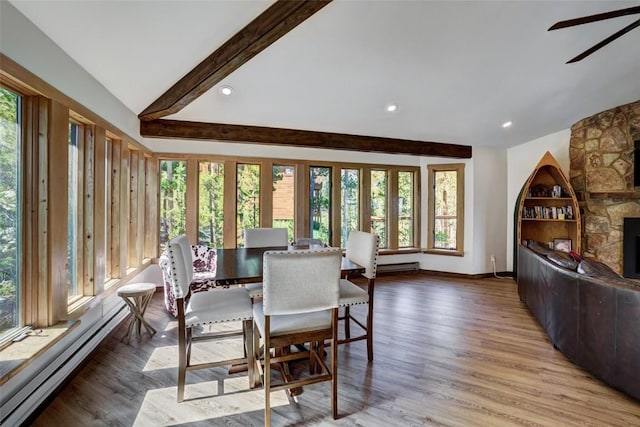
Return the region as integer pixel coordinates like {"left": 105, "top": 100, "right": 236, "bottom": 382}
{"left": 68, "top": 121, "right": 82, "bottom": 302}
{"left": 159, "top": 160, "right": 187, "bottom": 251}
{"left": 427, "top": 163, "right": 464, "bottom": 256}
{"left": 370, "top": 170, "right": 387, "bottom": 248}
{"left": 272, "top": 165, "right": 294, "bottom": 242}
{"left": 237, "top": 163, "right": 260, "bottom": 246}
{"left": 0, "top": 86, "right": 22, "bottom": 337}
{"left": 310, "top": 166, "right": 331, "bottom": 243}
{"left": 198, "top": 161, "right": 224, "bottom": 248}
{"left": 340, "top": 168, "right": 359, "bottom": 248}
{"left": 398, "top": 171, "right": 414, "bottom": 247}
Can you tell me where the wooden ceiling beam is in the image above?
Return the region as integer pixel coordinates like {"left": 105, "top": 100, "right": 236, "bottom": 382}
{"left": 140, "top": 119, "right": 472, "bottom": 158}
{"left": 138, "top": 0, "right": 332, "bottom": 121}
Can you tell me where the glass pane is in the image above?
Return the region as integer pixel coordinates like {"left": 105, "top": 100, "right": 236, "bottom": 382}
{"left": 434, "top": 170, "right": 457, "bottom": 216}
{"left": 159, "top": 160, "right": 187, "bottom": 252}
{"left": 68, "top": 122, "right": 80, "bottom": 300}
{"left": 0, "top": 87, "right": 21, "bottom": 336}
{"left": 398, "top": 171, "right": 413, "bottom": 247}
{"left": 370, "top": 170, "right": 387, "bottom": 248}
{"left": 310, "top": 167, "right": 331, "bottom": 244}
{"left": 237, "top": 164, "right": 260, "bottom": 247}
{"left": 434, "top": 218, "right": 457, "bottom": 249}
{"left": 340, "top": 168, "right": 359, "bottom": 248}
{"left": 272, "top": 165, "right": 294, "bottom": 243}
{"left": 198, "top": 161, "right": 224, "bottom": 248}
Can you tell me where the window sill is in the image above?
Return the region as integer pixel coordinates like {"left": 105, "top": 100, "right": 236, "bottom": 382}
{"left": 423, "top": 248, "right": 464, "bottom": 257}
{"left": 0, "top": 320, "right": 80, "bottom": 386}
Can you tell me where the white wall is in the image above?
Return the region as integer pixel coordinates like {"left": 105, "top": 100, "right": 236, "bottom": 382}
{"left": 506, "top": 129, "right": 571, "bottom": 269}
{"left": 0, "top": 2, "right": 141, "bottom": 142}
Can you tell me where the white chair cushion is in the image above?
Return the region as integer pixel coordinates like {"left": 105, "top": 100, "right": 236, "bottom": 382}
{"left": 245, "top": 282, "right": 264, "bottom": 298}
{"left": 185, "top": 287, "right": 252, "bottom": 327}
{"left": 244, "top": 228, "right": 288, "bottom": 248}
{"left": 253, "top": 302, "right": 331, "bottom": 337}
{"left": 338, "top": 279, "right": 369, "bottom": 307}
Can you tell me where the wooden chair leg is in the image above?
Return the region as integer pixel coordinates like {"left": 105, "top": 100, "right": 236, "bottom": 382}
{"left": 265, "top": 318, "right": 271, "bottom": 427}
{"left": 177, "top": 326, "right": 187, "bottom": 402}
{"left": 331, "top": 310, "right": 338, "bottom": 419}
{"left": 366, "top": 302, "right": 374, "bottom": 362}
{"left": 344, "top": 306, "right": 351, "bottom": 339}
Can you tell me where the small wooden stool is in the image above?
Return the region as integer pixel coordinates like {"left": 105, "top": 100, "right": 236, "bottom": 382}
{"left": 117, "top": 282, "right": 157, "bottom": 344}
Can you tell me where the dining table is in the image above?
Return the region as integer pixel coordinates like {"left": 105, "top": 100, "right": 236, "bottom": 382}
{"left": 214, "top": 245, "right": 365, "bottom": 286}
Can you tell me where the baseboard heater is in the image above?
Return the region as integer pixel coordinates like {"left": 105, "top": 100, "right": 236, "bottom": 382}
{"left": 377, "top": 262, "right": 420, "bottom": 273}
{"left": 2, "top": 303, "right": 128, "bottom": 426}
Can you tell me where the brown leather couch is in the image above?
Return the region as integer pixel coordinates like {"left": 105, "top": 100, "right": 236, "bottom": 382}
{"left": 518, "top": 244, "right": 640, "bottom": 401}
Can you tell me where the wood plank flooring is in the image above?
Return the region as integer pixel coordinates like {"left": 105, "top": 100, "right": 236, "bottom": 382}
{"left": 31, "top": 274, "right": 640, "bottom": 426}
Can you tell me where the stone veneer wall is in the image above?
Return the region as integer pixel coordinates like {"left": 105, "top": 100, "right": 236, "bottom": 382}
{"left": 569, "top": 100, "right": 640, "bottom": 274}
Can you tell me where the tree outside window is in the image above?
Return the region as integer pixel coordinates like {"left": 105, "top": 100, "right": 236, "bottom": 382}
{"left": 427, "top": 164, "right": 464, "bottom": 256}
{"left": 159, "top": 160, "right": 187, "bottom": 251}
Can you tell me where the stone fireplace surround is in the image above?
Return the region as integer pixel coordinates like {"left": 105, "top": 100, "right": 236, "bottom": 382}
{"left": 569, "top": 100, "right": 640, "bottom": 275}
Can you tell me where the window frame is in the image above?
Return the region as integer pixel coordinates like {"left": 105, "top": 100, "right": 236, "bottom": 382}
{"left": 426, "top": 163, "right": 465, "bottom": 257}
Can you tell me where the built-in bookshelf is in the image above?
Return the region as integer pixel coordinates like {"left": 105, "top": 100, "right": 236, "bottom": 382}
{"left": 514, "top": 151, "right": 581, "bottom": 275}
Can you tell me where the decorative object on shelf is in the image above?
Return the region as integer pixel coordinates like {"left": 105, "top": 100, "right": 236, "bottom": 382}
{"left": 553, "top": 238, "right": 572, "bottom": 253}
{"left": 514, "top": 151, "right": 582, "bottom": 277}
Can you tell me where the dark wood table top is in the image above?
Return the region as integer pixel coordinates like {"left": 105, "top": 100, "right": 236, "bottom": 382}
{"left": 215, "top": 246, "right": 364, "bottom": 285}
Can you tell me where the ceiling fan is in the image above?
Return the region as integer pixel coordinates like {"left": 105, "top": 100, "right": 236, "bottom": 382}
{"left": 548, "top": 5, "right": 640, "bottom": 63}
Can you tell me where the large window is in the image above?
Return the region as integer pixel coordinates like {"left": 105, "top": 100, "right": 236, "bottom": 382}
{"left": 68, "top": 122, "right": 81, "bottom": 301}
{"left": 340, "top": 168, "right": 359, "bottom": 248}
{"left": 237, "top": 163, "right": 260, "bottom": 246}
{"left": 310, "top": 166, "right": 331, "bottom": 244}
{"left": 0, "top": 87, "right": 21, "bottom": 337}
{"left": 272, "top": 165, "right": 294, "bottom": 242}
{"left": 427, "top": 163, "right": 465, "bottom": 256}
{"left": 371, "top": 170, "right": 387, "bottom": 248}
{"left": 398, "top": 171, "right": 414, "bottom": 247}
{"left": 198, "top": 161, "right": 224, "bottom": 248}
{"left": 159, "top": 160, "right": 187, "bottom": 251}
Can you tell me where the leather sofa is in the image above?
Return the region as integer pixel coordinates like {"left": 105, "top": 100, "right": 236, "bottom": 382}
{"left": 518, "top": 243, "right": 640, "bottom": 401}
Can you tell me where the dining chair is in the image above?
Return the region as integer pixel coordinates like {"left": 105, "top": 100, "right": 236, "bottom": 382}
{"left": 252, "top": 248, "right": 342, "bottom": 426}
{"left": 339, "top": 231, "right": 379, "bottom": 361}
{"left": 243, "top": 228, "right": 288, "bottom": 299}
{"left": 167, "top": 235, "right": 256, "bottom": 402}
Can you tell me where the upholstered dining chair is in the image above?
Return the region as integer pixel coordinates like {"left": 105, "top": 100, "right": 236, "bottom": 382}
{"left": 339, "top": 231, "right": 379, "bottom": 361}
{"left": 252, "top": 248, "right": 342, "bottom": 426}
{"left": 167, "top": 235, "right": 256, "bottom": 402}
{"left": 243, "top": 228, "right": 288, "bottom": 300}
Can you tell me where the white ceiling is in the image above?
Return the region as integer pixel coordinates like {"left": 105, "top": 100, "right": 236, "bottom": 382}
{"left": 9, "top": 0, "right": 640, "bottom": 150}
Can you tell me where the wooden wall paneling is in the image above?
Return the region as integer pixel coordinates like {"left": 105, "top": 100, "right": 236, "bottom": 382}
{"left": 110, "top": 140, "right": 121, "bottom": 279}
{"left": 35, "top": 97, "right": 49, "bottom": 326}
{"left": 361, "top": 168, "right": 371, "bottom": 233}
{"left": 260, "top": 159, "right": 273, "bottom": 227}
{"left": 82, "top": 125, "right": 95, "bottom": 296}
{"left": 128, "top": 150, "right": 139, "bottom": 267}
{"left": 144, "top": 156, "right": 159, "bottom": 259}
{"left": 294, "top": 162, "right": 309, "bottom": 240}
{"left": 119, "top": 143, "right": 129, "bottom": 274}
{"left": 388, "top": 169, "right": 399, "bottom": 249}
{"left": 223, "top": 160, "right": 237, "bottom": 248}
{"left": 185, "top": 159, "right": 198, "bottom": 244}
{"left": 93, "top": 127, "right": 106, "bottom": 294}
{"left": 48, "top": 100, "right": 69, "bottom": 324}
{"left": 330, "top": 166, "right": 341, "bottom": 248}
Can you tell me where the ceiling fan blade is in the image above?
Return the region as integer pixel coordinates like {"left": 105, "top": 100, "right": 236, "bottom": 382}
{"left": 549, "top": 5, "right": 640, "bottom": 30}
{"left": 566, "top": 18, "right": 640, "bottom": 63}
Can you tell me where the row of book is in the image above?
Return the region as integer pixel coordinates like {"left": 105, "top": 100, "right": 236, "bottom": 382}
{"left": 523, "top": 205, "right": 574, "bottom": 220}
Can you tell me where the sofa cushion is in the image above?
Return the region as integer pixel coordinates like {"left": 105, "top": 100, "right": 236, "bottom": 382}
{"left": 527, "top": 240, "right": 555, "bottom": 257}
{"left": 577, "top": 258, "right": 621, "bottom": 278}
{"left": 547, "top": 251, "right": 579, "bottom": 271}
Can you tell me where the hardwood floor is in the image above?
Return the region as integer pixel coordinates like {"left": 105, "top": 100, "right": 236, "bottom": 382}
{"left": 32, "top": 274, "right": 640, "bottom": 426}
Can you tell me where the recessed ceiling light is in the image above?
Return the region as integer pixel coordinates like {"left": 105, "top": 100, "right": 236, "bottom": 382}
{"left": 220, "top": 85, "right": 233, "bottom": 96}
{"left": 502, "top": 121, "right": 512, "bottom": 128}
{"left": 386, "top": 104, "right": 398, "bottom": 112}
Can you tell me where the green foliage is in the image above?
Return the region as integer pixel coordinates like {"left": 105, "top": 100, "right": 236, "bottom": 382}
{"left": 0, "top": 86, "right": 20, "bottom": 333}
{"left": 310, "top": 167, "right": 330, "bottom": 243}
{"left": 159, "top": 161, "right": 187, "bottom": 248}
{"left": 198, "top": 162, "right": 224, "bottom": 248}
{"left": 236, "top": 164, "right": 260, "bottom": 245}
{"left": 370, "top": 170, "right": 387, "bottom": 247}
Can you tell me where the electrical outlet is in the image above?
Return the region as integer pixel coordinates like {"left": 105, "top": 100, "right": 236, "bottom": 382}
{"left": 490, "top": 254, "right": 496, "bottom": 263}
